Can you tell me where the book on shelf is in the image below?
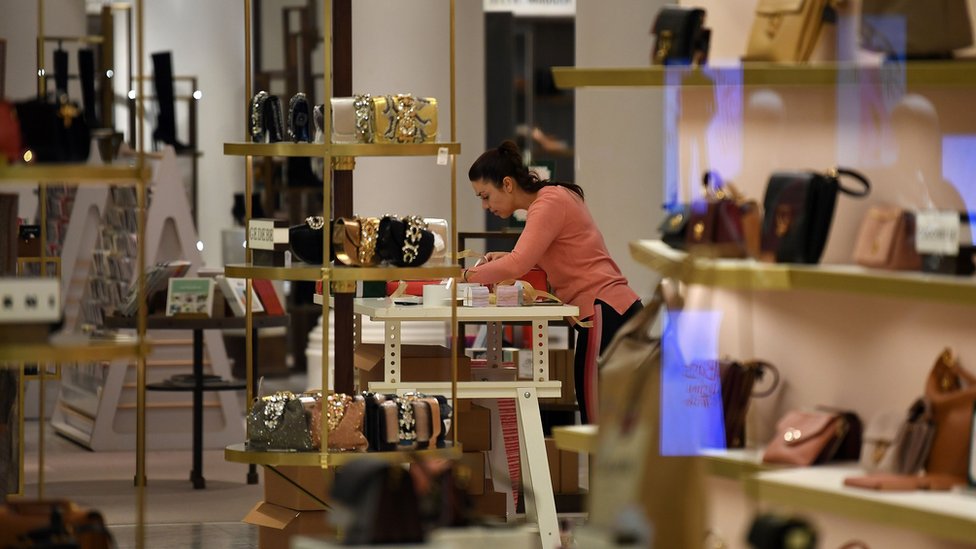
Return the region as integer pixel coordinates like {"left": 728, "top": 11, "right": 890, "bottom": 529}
{"left": 165, "top": 277, "right": 215, "bottom": 317}
{"left": 118, "top": 259, "right": 191, "bottom": 317}
{"left": 252, "top": 279, "right": 285, "bottom": 316}
{"left": 216, "top": 276, "right": 264, "bottom": 317}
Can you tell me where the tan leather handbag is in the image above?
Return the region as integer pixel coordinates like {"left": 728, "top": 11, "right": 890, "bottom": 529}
{"left": 744, "top": 0, "right": 832, "bottom": 62}
{"left": 925, "top": 348, "right": 976, "bottom": 481}
{"left": 852, "top": 205, "right": 922, "bottom": 270}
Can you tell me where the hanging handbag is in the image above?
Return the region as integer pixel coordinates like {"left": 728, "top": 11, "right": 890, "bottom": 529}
{"left": 762, "top": 408, "right": 862, "bottom": 466}
{"left": 15, "top": 97, "right": 91, "bottom": 163}
{"left": 924, "top": 348, "right": 976, "bottom": 482}
{"left": 649, "top": 6, "right": 711, "bottom": 65}
{"left": 760, "top": 167, "right": 871, "bottom": 264}
{"left": 744, "top": 0, "right": 834, "bottom": 63}
{"left": 861, "top": 0, "right": 974, "bottom": 59}
{"left": 852, "top": 205, "right": 922, "bottom": 271}
{"left": 720, "top": 359, "right": 779, "bottom": 449}
{"left": 246, "top": 391, "right": 313, "bottom": 451}
{"left": 589, "top": 284, "right": 707, "bottom": 548}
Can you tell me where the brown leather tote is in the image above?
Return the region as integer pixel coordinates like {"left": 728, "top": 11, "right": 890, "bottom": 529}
{"left": 925, "top": 348, "right": 976, "bottom": 481}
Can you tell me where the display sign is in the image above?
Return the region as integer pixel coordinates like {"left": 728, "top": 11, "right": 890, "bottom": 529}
{"left": 916, "top": 210, "right": 960, "bottom": 255}
{"left": 247, "top": 218, "right": 289, "bottom": 251}
{"left": 483, "top": 0, "right": 575, "bottom": 17}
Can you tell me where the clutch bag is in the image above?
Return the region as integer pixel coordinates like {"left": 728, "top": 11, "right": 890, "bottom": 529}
{"left": 330, "top": 97, "right": 357, "bottom": 143}
{"left": 372, "top": 94, "right": 438, "bottom": 144}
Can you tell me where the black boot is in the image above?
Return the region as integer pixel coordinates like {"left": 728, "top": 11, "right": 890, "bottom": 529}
{"left": 78, "top": 49, "right": 99, "bottom": 128}
{"left": 150, "top": 51, "right": 190, "bottom": 152}
{"left": 53, "top": 49, "right": 69, "bottom": 98}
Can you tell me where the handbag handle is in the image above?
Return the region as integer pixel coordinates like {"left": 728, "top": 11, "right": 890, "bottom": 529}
{"left": 746, "top": 360, "right": 780, "bottom": 398}
{"left": 832, "top": 167, "right": 871, "bottom": 197}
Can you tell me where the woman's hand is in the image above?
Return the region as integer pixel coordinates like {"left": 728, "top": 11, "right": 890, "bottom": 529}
{"left": 481, "top": 251, "right": 509, "bottom": 263}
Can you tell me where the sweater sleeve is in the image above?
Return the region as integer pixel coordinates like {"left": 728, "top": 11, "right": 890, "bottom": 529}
{"left": 466, "top": 191, "right": 566, "bottom": 284}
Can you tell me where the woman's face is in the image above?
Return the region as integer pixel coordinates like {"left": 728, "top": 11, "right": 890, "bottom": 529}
{"left": 471, "top": 177, "right": 515, "bottom": 219}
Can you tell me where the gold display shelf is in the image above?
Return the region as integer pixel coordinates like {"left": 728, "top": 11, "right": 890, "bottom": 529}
{"left": 700, "top": 448, "right": 771, "bottom": 480}
{"left": 0, "top": 163, "right": 146, "bottom": 184}
{"left": 630, "top": 239, "right": 976, "bottom": 306}
{"left": 753, "top": 465, "right": 976, "bottom": 545}
{"left": 225, "top": 263, "right": 461, "bottom": 282}
{"left": 224, "top": 263, "right": 324, "bottom": 281}
{"left": 552, "top": 60, "right": 976, "bottom": 89}
{"left": 224, "top": 442, "right": 461, "bottom": 467}
{"left": 551, "top": 424, "right": 598, "bottom": 454}
{"left": 224, "top": 142, "right": 460, "bottom": 158}
{"left": 0, "top": 335, "right": 147, "bottom": 363}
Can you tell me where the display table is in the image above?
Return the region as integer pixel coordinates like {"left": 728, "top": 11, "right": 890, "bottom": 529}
{"left": 104, "top": 314, "right": 289, "bottom": 488}
{"left": 351, "top": 297, "right": 578, "bottom": 549}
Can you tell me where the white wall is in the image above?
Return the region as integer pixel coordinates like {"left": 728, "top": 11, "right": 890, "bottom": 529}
{"left": 575, "top": 0, "right": 667, "bottom": 298}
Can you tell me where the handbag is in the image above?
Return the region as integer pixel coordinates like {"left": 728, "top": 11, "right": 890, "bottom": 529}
{"left": 924, "top": 348, "right": 976, "bottom": 481}
{"left": 0, "top": 499, "right": 114, "bottom": 549}
{"left": 332, "top": 216, "right": 374, "bottom": 266}
{"left": 685, "top": 172, "right": 762, "bottom": 258}
{"left": 589, "top": 284, "right": 707, "bottom": 548}
{"left": 649, "top": 6, "right": 711, "bottom": 66}
{"left": 659, "top": 205, "right": 691, "bottom": 250}
{"left": 309, "top": 393, "right": 368, "bottom": 451}
{"left": 861, "top": 0, "right": 973, "bottom": 59}
{"left": 760, "top": 167, "right": 871, "bottom": 264}
{"left": 372, "top": 94, "right": 438, "bottom": 144}
{"left": 246, "top": 391, "right": 313, "bottom": 451}
{"left": 874, "top": 398, "right": 935, "bottom": 475}
{"left": 288, "top": 216, "right": 331, "bottom": 265}
{"left": 15, "top": 98, "right": 91, "bottom": 163}
{"left": 720, "top": 359, "right": 779, "bottom": 448}
{"left": 762, "top": 408, "right": 862, "bottom": 466}
{"left": 376, "top": 215, "right": 435, "bottom": 267}
{"left": 744, "top": 0, "right": 833, "bottom": 63}
{"left": 330, "top": 96, "right": 358, "bottom": 143}
{"left": 852, "top": 205, "right": 922, "bottom": 271}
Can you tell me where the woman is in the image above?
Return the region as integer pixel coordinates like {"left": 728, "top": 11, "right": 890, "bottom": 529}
{"left": 463, "top": 140, "right": 642, "bottom": 424}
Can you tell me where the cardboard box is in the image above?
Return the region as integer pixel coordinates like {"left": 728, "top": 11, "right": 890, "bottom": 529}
{"left": 544, "top": 438, "right": 580, "bottom": 494}
{"left": 355, "top": 343, "right": 472, "bottom": 387}
{"left": 540, "top": 349, "right": 576, "bottom": 406}
{"left": 545, "top": 438, "right": 561, "bottom": 493}
{"left": 470, "top": 364, "right": 517, "bottom": 382}
{"left": 452, "top": 404, "right": 491, "bottom": 452}
{"left": 243, "top": 501, "right": 335, "bottom": 549}
{"left": 264, "top": 465, "right": 333, "bottom": 511}
{"left": 469, "top": 482, "right": 507, "bottom": 519}
{"left": 459, "top": 451, "right": 487, "bottom": 495}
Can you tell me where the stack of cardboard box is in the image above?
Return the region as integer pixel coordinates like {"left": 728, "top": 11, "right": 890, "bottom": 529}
{"left": 244, "top": 466, "right": 336, "bottom": 548}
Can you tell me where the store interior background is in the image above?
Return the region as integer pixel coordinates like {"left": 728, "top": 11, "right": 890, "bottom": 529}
{"left": 5, "top": 1, "right": 976, "bottom": 547}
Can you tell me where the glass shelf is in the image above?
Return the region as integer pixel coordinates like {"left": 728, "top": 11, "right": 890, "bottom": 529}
{"left": 224, "top": 442, "right": 461, "bottom": 467}
{"left": 630, "top": 239, "right": 976, "bottom": 306}
{"left": 0, "top": 163, "right": 146, "bottom": 184}
{"left": 224, "top": 263, "right": 461, "bottom": 283}
{"left": 0, "top": 335, "right": 146, "bottom": 363}
{"left": 551, "top": 60, "right": 976, "bottom": 89}
{"left": 223, "top": 142, "right": 461, "bottom": 158}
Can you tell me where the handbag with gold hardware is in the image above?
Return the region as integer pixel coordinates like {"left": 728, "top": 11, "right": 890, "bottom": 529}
{"left": 246, "top": 391, "right": 313, "bottom": 451}
{"left": 372, "top": 94, "right": 438, "bottom": 144}
{"left": 759, "top": 168, "right": 870, "bottom": 264}
{"left": 307, "top": 393, "right": 368, "bottom": 451}
{"left": 659, "top": 205, "right": 691, "bottom": 250}
{"left": 685, "top": 172, "right": 761, "bottom": 258}
{"left": 762, "top": 408, "right": 862, "bottom": 466}
{"left": 852, "top": 205, "right": 922, "bottom": 270}
{"left": 925, "top": 348, "right": 976, "bottom": 482}
{"left": 744, "top": 0, "right": 833, "bottom": 63}
{"left": 649, "top": 6, "right": 711, "bottom": 66}
{"left": 332, "top": 216, "right": 380, "bottom": 267}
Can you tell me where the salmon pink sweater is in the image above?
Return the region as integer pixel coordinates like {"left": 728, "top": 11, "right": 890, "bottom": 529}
{"left": 466, "top": 185, "right": 639, "bottom": 319}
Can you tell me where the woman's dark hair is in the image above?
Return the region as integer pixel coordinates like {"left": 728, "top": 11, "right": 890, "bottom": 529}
{"left": 468, "top": 140, "right": 584, "bottom": 199}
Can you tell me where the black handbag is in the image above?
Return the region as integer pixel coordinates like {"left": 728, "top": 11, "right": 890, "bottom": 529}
{"left": 288, "top": 216, "right": 331, "bottom": 265}
{"left": 658, "top": 205, "right": 691, "bottom": 250}
{"left": 760, "top": 168, "right": 871, "bottom": 264}
{"left": 650, "top": 6, "right": 711, "bottom": 65}
{"left": 15, "top": 98, "right": 91, "bottom": 163}
{"left": 376, "top": 215, "right": 435, "bottom": 267}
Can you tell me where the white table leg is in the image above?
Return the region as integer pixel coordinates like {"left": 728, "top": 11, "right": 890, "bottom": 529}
{"left": 486, "top": 321, "right": 503, "bottom": 367}
{"left": 531, "top": 318, "right": 550, "bottom": 382}
{"left": 384, "top": 320, "right": 402, "bottom": 384}
{"left": 516, "top": 387, "right": 559, "bottom": 549}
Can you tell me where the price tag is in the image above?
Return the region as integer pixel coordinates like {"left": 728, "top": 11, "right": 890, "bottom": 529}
{"left": 915, "top": 210, "right": 960, "bottom": 255}
{"left": 436, "top": 147, "right": 448, "bottom": 166}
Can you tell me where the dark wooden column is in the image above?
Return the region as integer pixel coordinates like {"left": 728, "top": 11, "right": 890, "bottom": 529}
{"left": 332, "top": 0, "right": 354, "bottom": 394}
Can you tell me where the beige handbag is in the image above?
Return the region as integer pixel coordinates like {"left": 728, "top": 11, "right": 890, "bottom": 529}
{"left": 744, "top": 0, "right": 832, "bottom": 62}
{"left": 852, "top": 205, "right": 922, "bottom": 271}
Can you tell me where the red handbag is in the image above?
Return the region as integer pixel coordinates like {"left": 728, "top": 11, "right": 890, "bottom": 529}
{"left": 0, "top": 101, "right": 22, "bottom": 163}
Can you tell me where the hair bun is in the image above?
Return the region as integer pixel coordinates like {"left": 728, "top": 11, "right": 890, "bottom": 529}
{"left": 497, "top": 140, "right": 522, "bottom": 158}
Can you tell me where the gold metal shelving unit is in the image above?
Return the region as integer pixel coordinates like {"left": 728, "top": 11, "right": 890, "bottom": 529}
{"left": 226, "top": 0, "right": 462, "bottom": 475}
{"left": 551, "top": 60, "right": 976, "bottom": 89}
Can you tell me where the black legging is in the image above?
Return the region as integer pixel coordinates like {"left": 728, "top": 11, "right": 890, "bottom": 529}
{"left": 574, "top": 298, "right": 643, "bottom": 424}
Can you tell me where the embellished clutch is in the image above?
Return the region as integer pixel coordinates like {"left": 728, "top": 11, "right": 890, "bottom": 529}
{"left": 309, "top": 393, "right": 368, "bottom": 452}
{"left": 372, "top": 94, "right": 438, "bottom": 144}
{"left": 246, "top": 391, "right": 313, "bottom": 451}
{"left": 377, "top": 215, "right": 435, "bottom": 267}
